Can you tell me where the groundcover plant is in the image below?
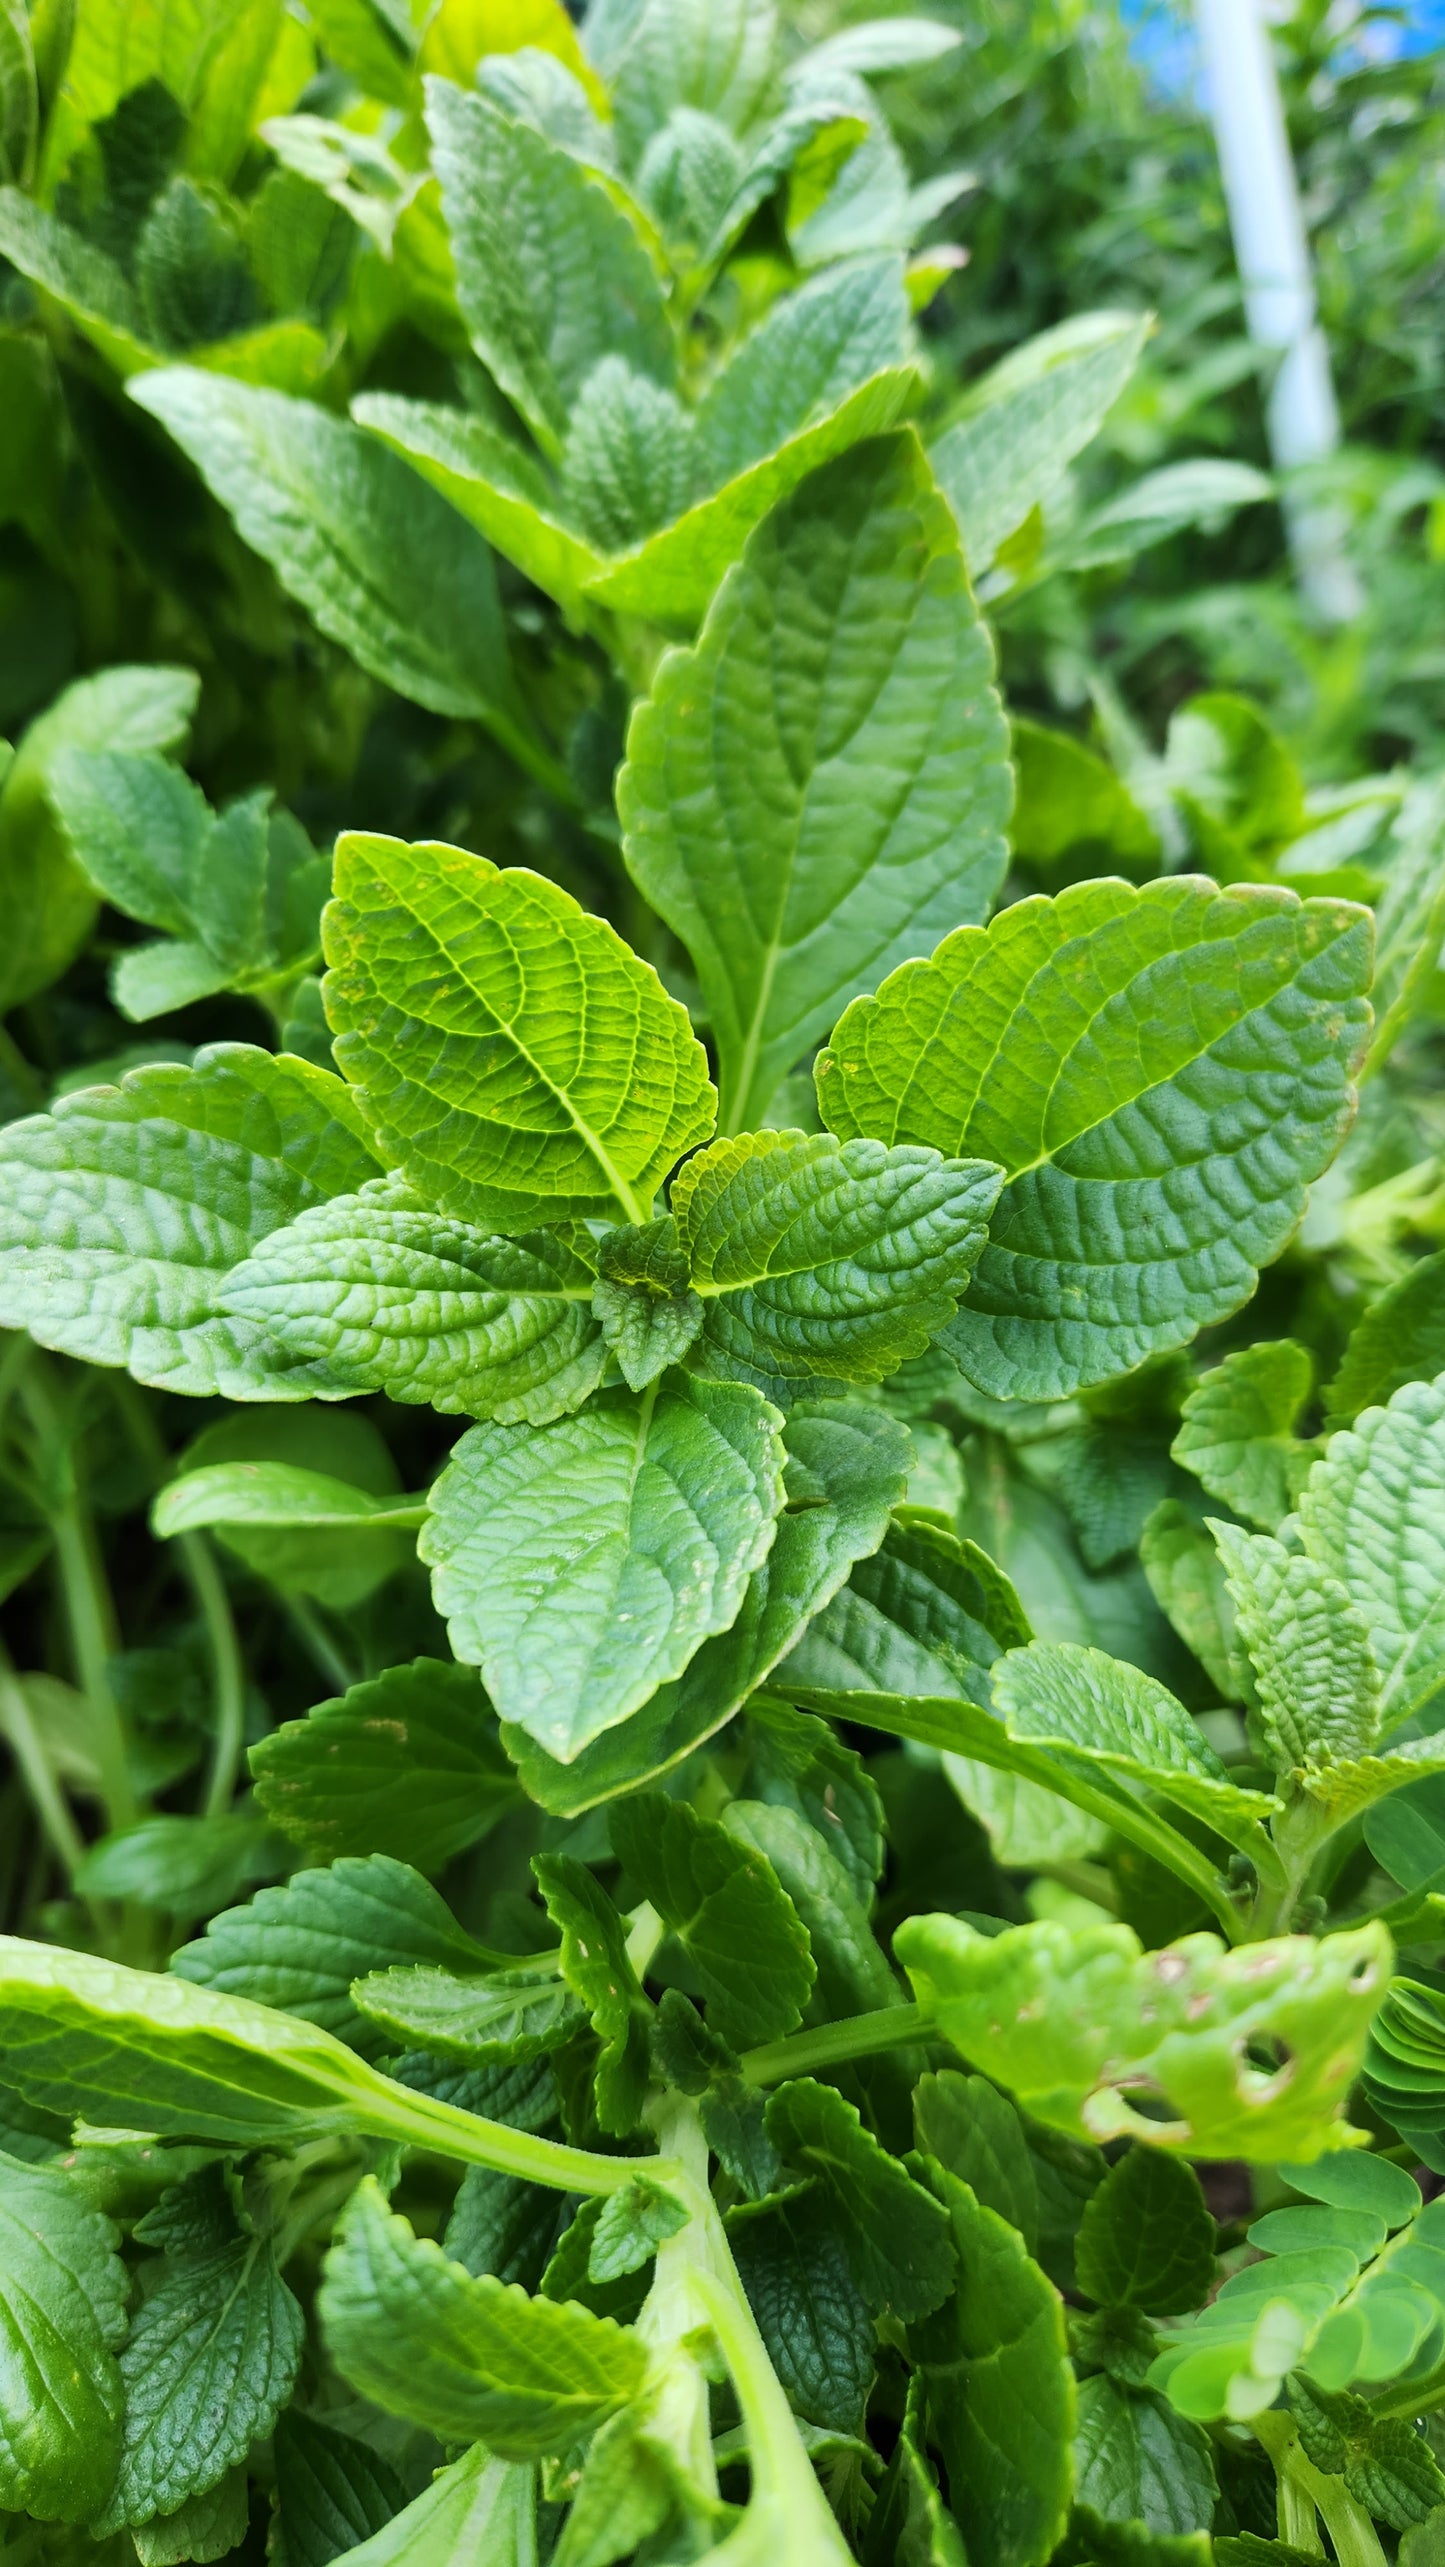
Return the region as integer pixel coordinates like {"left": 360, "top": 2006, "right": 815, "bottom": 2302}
{"left": 4, "top": 0, "right": 1445, "bottom": 2562}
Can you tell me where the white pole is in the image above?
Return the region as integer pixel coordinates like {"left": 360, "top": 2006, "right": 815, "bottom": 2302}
{"left": 1195, "top": 0, "right": 1363, "bottom": 623}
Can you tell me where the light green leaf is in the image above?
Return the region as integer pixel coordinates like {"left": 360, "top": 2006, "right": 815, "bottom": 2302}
{"left": 0, "top": 1044, "right": 380, "bottom": 1397}
{"left": 689, "top": 255, "right": 912, "bottom": 495}
{"left": 1213, "top": 1524, "right": 1380, "bottom": 1771}
{"left": 351, "top": 1965, "right": 581, "bottom": 2063}
{"left": 1365, "top": 773, "right": 1445, "bottom": 1071}
{"left": 153, "top": 1462, "right": 429, "bottom": 1537}
{"left": 592, "top": 1216, "right": 703, "bottom": 1391}
{"left": 0, "top": 187, "right": 156, "bottom": 374}
{"left": 426, "top": 76, "right": 673, "bottom": 460}
{"left": 910, "top": 2166, "right": 1074, "bottom": 2567}
{"left": 610, "top": 1791, "right": 815, "bottom": 2047}
{"left": 610, "top": 0, "right": 777, "bottom": 166}
{"left": 930, "top": 309, "right": 1150, "bottom": 574}
{"left": 1073, "top": 2377, "right": 1217, "bottom": 2538}
{"left": 1297, "top": 1374, "right": 1445, "bottom": 1733}
{"left": 73, "top": 1814, "right": 283, "bottom": 1921}
{"left": 48, "top": 749, "right": 210, "bottom": 938}
{"left": 222, "top": 1177, "right": 607, "bottom": 1421}
{"left": 622, "top": 429, "right": 1006, "bottom": 1132}
{"left": 587, "top": 2174, "right": 689, "bottom": 2281}
{"left": 723, "top": 1795, "right": 898, "bottom": 2022}
{"left": 559, "top": 354, "right": 695, "bottom": 552}
{"left": 793, "top": 17, "right": 962, "bottom": 76}
{"left": 782, "top": 1505, "right": 1029, "bottom": 1707}
{"left": 321, "top": 2175, "right": 647, "bottom": 2452}
{"left": 1074, "top": 2147, "right": 1216, "bottom": 2315}
{"left": 422, "top": 1372, "right": 785, "bottom": 1756}
{"left": 299, "top": 2443, "right": 535, "bottom": 2567}
{"left": 672, "top": 1129, "right": 1002, "bottom": 1389}
{"left": 502, "top": 1397, "right": 909, "bottom": 1813}
{"left": 1278, "top": 1737, "right": 1445, "bottom": 1831}
{"left": 167, "top": 1405, "right": 410, "bottom": 1608}
{"left": 0, "top": 2153, "right": 126, "bottom": 2522}
{"left": 128, "top": 369, "right": 548, "bottom": 781}
{"left": 1172, "top": 1342, "right": 1316, "bottom": 1531}
{"left": 94, "top": 2166, "right": 304, "bottom": 2532}
{"left": 351, "top": 392, "right": 606, "bottom": 612}
{"left": 250, "top": 1658, "right": 518, "bottom": 1870}
{"left": 992, "top": 1640, "right": 1278, "bottom": 1850}
{"left": 131, "top": 2465, "right": 249, "bottom": 2565}
{"left": 1139, "top": 1500, "right": 1249, "bottom": 1702}
{"left": 895, "top": 1911, "right": 1390, "bottom": 2160}
{"left": 817, "top": 878, "right": 1374, "bottom": 1400}
{"left": 1326, "top": 1251, "right": 1445, "bottom": 1425}
{"left": 765, "top": 2076, "right": 954, "bottom": 2319}
{"left": 324, "top": 832, "right": 715, "bottom": 1231}
{"left": 533, "top": 1853, "right": 651, "bottom": 2135}
{"left": 111, "top": 938, "right": 233, "bottom": 1021}
{"left": 1010, "top": 718, "right": 1159, "bottom": 877}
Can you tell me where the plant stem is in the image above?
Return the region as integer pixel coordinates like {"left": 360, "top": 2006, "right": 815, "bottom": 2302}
{"left": 1253, "top": 2412, "right": 1383, "bottom": 2567}
{"left": 22, "top": 1361, "right": 137, "bottom": 1830}
{"left": 0, "top": 1644, "right": 86, "bottom": 1878}
{"left": 740, "top": 2001, "right": 925, "bottom": 2088}
{"left": 284, "top": 1597, "right": 356, "bottom": 1697}
{"left": 376, "top": 2073, "right": 683, "bottom": 2198}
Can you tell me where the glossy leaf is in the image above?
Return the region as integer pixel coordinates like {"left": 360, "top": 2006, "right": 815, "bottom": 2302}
{"left": 992, "top": 1640, "right": 1278, "bottom": 1849}
{"left": 1072, "top": 2377, "right": 1217, "bottom": 2538}
{"left": 1074, "top": 2147, "right": 1216, "bottom": 2314}
{"left": 765, "top": 2076, "right": 954, "bottom": 2319}
{"left": 0, "top": 2153, "right": 127, "bottom": 2522}
{"left": 250, "top": 1658, "right": 518, "bottom": 1870}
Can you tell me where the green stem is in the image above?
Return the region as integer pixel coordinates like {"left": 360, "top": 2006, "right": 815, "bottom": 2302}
{"left": 1253, "top": 2413, "right": 1382, "bottom": 2567}
{"left": 0, "top": 1644, "right": 86, "bottom": 1878}
{"left": 740, "top": 2002, "right": 925, "bottom": 2088}
{"left": 22, "top": 1364, "right": 137, "bottom": 1830}
{"left": 180, "top": 1533, "right": 248, "bottom": 1818}
{"left": 284, "top": 1597, "right": 356, "bottom": 1697}
{"left": 692, "top": 2221, "right": 854, "bottom": 2562}
{"left": 370, "top": 2072, "right": 682, "bottom": 2199}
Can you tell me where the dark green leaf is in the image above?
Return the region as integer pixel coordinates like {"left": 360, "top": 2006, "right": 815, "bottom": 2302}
{"left": 912, "top": 2070, "right": 1040, "bottom": 2251}
{"left": 1072, "top": 2377, "right": 1217, "bottom": 2537}
{"left": 250, "top": 1659, "right": 520, "bottom": 1872}
{"left": 611, "top": 1791, "right": 815, "bottom": 2049}
{"left": 533, "top": 1853, "right": 651, "bottom": 2135}
{"left": 273, "top": 2411, "right": 410, "bottom": 2567}
{"left": 728, "top": 2186, "right": 876, "bottom": 2435}
{"left": 1075, "top": 2148, "right": 1216, "bottom": 2316}
{"left": 765, "top": 2077, "right": 954, "bottom": 2319}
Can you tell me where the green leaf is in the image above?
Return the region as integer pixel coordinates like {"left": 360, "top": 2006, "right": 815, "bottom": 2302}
{"left": 0, "top": 2152, "right": 127, "bottom": 2522}
{"left": 910, "top": 2166, "right": 1074, "bottom": 2567}
{"left": 352, "top": 392, "right": 606, "bottom": 613}
{"left": 0, "top": 187, "right": 157, "bottom": 374}
{"left": 780, "top": 1508, "right": 1028, "bottom": 1706}
{"left": 610, "top": 0, "right": 777, "bottom": 163}
{"left": 0, "top": 0, "right": 36, "bottom": 186}
{"left": 1213, "top": 1524, "right": 1380, "bottom": 1771}
{"left": 863, "top": 2376, "right": 968, "bottom": 2566}
{"left": 620, "top": 430, "right": 1008, "bottom": 1133}
{"left": 896, "top": 1911, "right": 1390, "bottom": 2161}
{"left": 743, "top": 1696, "right": 884, "bottom": 1907}
{"left": 1010, "top": 719, "right": 1159, "bottom": 878}
{"left": 1072, "top": 2377, "right": 1217, "bottom": 2538}
{"left": 533, "top": 1853, "right": 651, "bottom": 2135}
{"left": 929, "top": 309, "right": 1150, "bottom": 574}
{"left": 163, "top": 1405, "right": 410, "bottom": 1608}
{"left": 297, "top": 2444, "right": 536, "bottom": 2567}
{"left": 817, "top": 878, "right": 1374, "bottom": 1400}
{"left": 1365, "top": 774, "right": 1445, "bottom": 1071}
{"left": 272, "top": 2411, "right": 410, "bottom": 2567}
{"left": 324, "top": 832, "right": 715, "bottom": 1232}
{"left": 722, "top": 1798, "right": 899, "bottom": 2021}
{"left": 912, "top": 2070, "right": 1040, "bottom": 2251}
{"left": 765, "top": 2077, "right": 954, "bottom": 2319}
{"left": 250, "top": 1657, "right": 519, "bottom": 1871}
{"left": 153, "top": 1461, "right": 428, "bottom": 1537}
{"left": 673, "top": 1130, "right": 1002, "bottom": 1391}
{"left": 1172, "top": 1342, "right": 1316, "bottom": 1531}
{"left": 320, "top": 2175, "right": 647, "bottom": 2453}
{"left": 559, "top": 354, "right": 695, "bottom": 552}
{"left": 992, "top": 1640, "right": 1278, "bottom": 1850}
{"left": 0, "top": 1044, "right": 380, "bottom": 1397}
{"left": 1366, "top": 1772, "right": 1445, "bottom": 1895}
{"left": 128, "top": 369, "right": 548, "bottom": 781}
{"left": 502, "top": 1396, "right": 909, "bottom": 1812}
{"left": 586, "top": 2174, "right": 689, "bottom": 2281}
{"left": 422, "top": 1373, "right": 785, "bottom": 1757}
{"left": 48, "top": 749, "right": 211, "bottom": 939}
{"left": 426, "top": 77, "right": 673, "bottom": 460}
{"left": 1139, "top": 1500, "right": 1248, "bottom": 1702}
{"left": 1326, "top": 1251, "right": 1445, "bottom": 1425}
{"left": 95, "top": 2164, "right": 304, "bottom": 2532}
{"left": 351, "top": 1965, "right": 581, "bottom": 2063}
{"left": 794, "top": 17, "right": 962, "bottom": 75}
{"left": 592, "top": 1216, "right": 703, "bottom": 1390}
{"left": 610, "top": 1791, "right": 815, "bottom": 2048}
{"left": 1296, "top": 1374, "right": 1445, "bottom": 1733}
{"left": 1074, "top": 2148, "right": 1216, "bottom": 2315}
{"left": 727, "top": 2187, "right": 875, "bottom": 2436}
{"left": 689, "top": 256, "right": 912, "bottom": 492}
{"left": 171, "top": 1853, "right": 498, "bottom": 2059}
{"left": 222, "top": 1177, "right": 608, "bottom": 1421}
{"left": 73, "top": 1813, "right": 283, "bottom": 1921}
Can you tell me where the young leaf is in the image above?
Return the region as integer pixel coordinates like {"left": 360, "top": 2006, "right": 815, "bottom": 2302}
{"left": 222, "top": 1177, "right": 608, "bottom": 1422}
{"left": 764, "top": 2076, "right": 955, "bottom": 2319}
{"left": 351, "top": 1965, "right": 581, "bottom": 2064}
{"left": 1297, "top": 1374, "right": 1445, "bottom": 1733}
{"left": 743, "top": 1695, "right": 884, "bottom": 1906}
{"left": 688, "top": 254, "right": 913, "bottom": 497}
{"left": 426, "top": 77, "right": 673, "bottom": 460}
{"left": 817, "top": 878, "right": 1373, "bottom": 1399}
{"left": 250, "top": 1658, "right": 520, "bottom": 1871}
{"left": 323, "top": 832, "right": 715, "bottom": 1232}
{"left": 0, "top": 1045, "right": 380, "bottom": 1397}
{"left": 1364, "top": 773, "right": 1445, "bottom": 1071}
{"left": 910, "top": 2166, "right": 1074, "bottom": 2567}
{"left": 673, "top": 1131, "right": 1002, "bottom": 1389}
{"left": 863, "top": 2377, "right": 968, "bottom": 2567}
{"left": 592, "top": 1216, "right": 704, "bottom": 1390}
{"left": 559, "top": 355, "right": 695, "bottom": 552}
{"left": 153, "top": 1463, "right": 428, "bottom": 1538}
{"left": 621, "top": 430, "right": 1009, "bottom": 1134}
{"left": 724, "top": 1797, "right": 899, "bottom": 2023}
{"left": 422, "top": 1373, "right": 785, "bottom": 1757}
{"left": 1140, "top": 1500, "right": 1249, "bottom": 1702}
{"left": 320, "top": 2175, "right": 647, "bottom": 2453}
{"left": 297, "top": 2443, "right": 535, "bottom": 2567}
{"left": 128, "top": 369, "right": 548, "bottom": 782}
{"left": 727, "top": 2187, "right": 876, "bottom": 2436}
{"left": 1172, "top": 1342, "right": 1316, "bottom": 1532}
{"left": 610, "top": 1791, "right": 815, "bottom": 2048}
{"left": 502, "top": 1396, "right": 909, "bottom": 1813}
{"left": 929, "top": 308, "right": 1150, "bottom": 574}
{"left": 895, "top": 1911, "right": 1390, "bottom": 2160}
{"left": 171, "top": 1854, "right": 500, "bottom": 2059}
{"left": 1213, "top": 1525, "right": 1380, "bottom": 1770}
{"left": 1072, "top": 2376, "right": 1217, "bottom": 2538}
{"left": 272, "top": 2411, "right": 410, "bottom": 2567}
{"left": 533, "top": 1852, "right": 651, "bottom": 2135}
{"left": 992, "top": 1640, "right": 1278, "bottom": 1849}
{"left": 610, "top": 0, "right": 778, "bottom": 164}
{"left": 1074, "top": 2147, "right": 1216, "bottom": 2315}
{"left": 586, "top": 2173, "right": 689, "bottom": 2281}
{"left": 1326, "top": 1250, "right": 1445, "bottom": 1425}
{"left": 0, "top": 188, "right": 157, "bottom": 374}
{"left": 0, "top": 2153, "right": 127, "bottom": 2522}
{"left": 94, "top": 2165, "right": 304, "bottom": 2533}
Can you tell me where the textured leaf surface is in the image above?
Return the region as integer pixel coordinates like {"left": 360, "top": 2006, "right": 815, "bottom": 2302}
{"left": 1074, "top": 2147, "right": 1216, "bottom": 2315}
{"left": 621, "top": 431, "right": 1009, "bottom": 1132}
{"left": 1213, "top": 1525, "right": 1380, "bottom": 1771}
{"left": 610, "top": 1791, "right": 814, "bottom": 2047}
{"left": 993, "top": 1641, "right": 1277, "bottom": 1848}
{"left": 689, "top": 256, "right": 912, "bottom": 496}
{"left": 930, "top": 310, "right": 1149, "bottom": 574}
{"left": 351, "top": 1965, "right": 580, "bottom": 2063}
{"left": 0, "top": 188, "right": 155, "bottom": 373}
{"left": 1327, "top": 1252, "right": 1445, "bottom": 1424}
{"left": 533, "top": 1853, "right": 650, "bottom": 2135}
{"left": 0, "top": 1045, "right": 379, "bottom": 1397}
{"left": 324, "top": 834, "right": 714, "bottom": 1231}
{"left": 353, "top": 393, "right": 606, "bottom": 610}
{"left": 1072, "top": 2377, "right": 1217, "bottom": 2538}
{"left": 272, "top": 2412, "right": 410, "bottom": 2567}
{"left": 296, "top": 2444, "right": 535, "bottom": 2567}
{"left": 422, "top": 1372, "right": 785, "bottom": 1757}
{"left": 766, "top": 2077, "right": 953, "bottom": 2319}
{"left": 1366, "top": 775, "right": 1445, "bottom": 1070}
{"left": 593, "top": 1216, "right": 703, "bottom": 1390}
{"left": 818, "top": 878, "right": 1373, "bottom": 1399}
{"left": 223, "top": 1177, "right": 606, "bottom": 1421}
{"left": 1172, "top": 1342, "right": 1315, "bottom": 1531}
{"left": 781, "top": 1509, "right": 1028, "bottom": 1704}
{"left": 321, "top": 2176, "right": 645, "bottom": 2453}
{"left": 896, "top": 1912, "right": 1389, "bottom": 2160}
{"left": 250, "top": 1659, "right": 518, "bottom": 1870}
{"left": 673, "top": 1130, "right": 1001, "bottom": 1389}
{"left": 727, "top": 2187, "right": 875, "bottom": 2436}
{"left": 427, "top": 77, "right": 672, "bottom": 457}
{"left": 1297, "top": 1376, "right": 1445, "bottom": 1733}
{"left": 0, "top": 2153, "right": 126, "bottom": 2521}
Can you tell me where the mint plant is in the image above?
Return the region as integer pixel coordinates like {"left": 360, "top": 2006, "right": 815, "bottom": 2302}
{"left": 2, "top": 1, "right": 1445, "bottom": 2563}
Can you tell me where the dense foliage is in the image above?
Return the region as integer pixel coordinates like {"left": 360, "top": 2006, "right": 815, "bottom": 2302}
{"left": 1, "top": 0, "right": 1445, "bottom": 2561}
